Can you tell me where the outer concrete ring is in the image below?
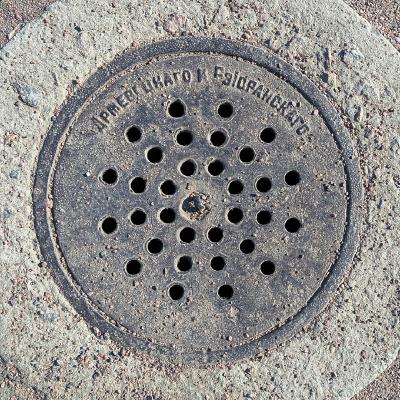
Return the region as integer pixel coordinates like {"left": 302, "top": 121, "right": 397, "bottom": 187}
{"left": 33, "top": 36, "right": 363, "bottom": 363}
{"left": 0, "top": 0, "right": 399, "bottom": 398}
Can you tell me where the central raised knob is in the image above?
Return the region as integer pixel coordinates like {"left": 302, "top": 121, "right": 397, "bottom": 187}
{"left": 181, "top": 192, "right": 211, "bottom": 221}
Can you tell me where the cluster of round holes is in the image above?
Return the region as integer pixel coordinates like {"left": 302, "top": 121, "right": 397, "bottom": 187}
{"left": 98, "top": 100, "right": 304, "bottom": 303}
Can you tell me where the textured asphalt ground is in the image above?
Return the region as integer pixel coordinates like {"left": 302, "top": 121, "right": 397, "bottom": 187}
{"left": 0, "top": 1, "right": 398, "bottom": 399}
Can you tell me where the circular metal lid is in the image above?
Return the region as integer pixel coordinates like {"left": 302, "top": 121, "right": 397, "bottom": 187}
{"left": 33, "top": 37, "right": 362, "bottom": 363}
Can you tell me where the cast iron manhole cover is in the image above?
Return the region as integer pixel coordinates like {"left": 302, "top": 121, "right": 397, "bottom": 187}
{"left": 33, "top": 37, "right": 362, "bottom": 363}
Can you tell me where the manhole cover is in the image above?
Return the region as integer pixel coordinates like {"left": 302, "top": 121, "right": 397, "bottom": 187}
{"left": 33, "top": 37, "right": 361, "bottom": 363}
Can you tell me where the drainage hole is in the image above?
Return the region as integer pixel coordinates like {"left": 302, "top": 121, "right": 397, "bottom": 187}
{"left": 130, "top": 177, "right": 147, "bottom": 193}
{"left": 256, "top": 177, "right": 272, "bottom": 193}
{"left": 159, "top": 208, "right": 176, "bottom": 224}
{"left": 239, "top": 147, "right": 255, "bottom": 163}
{"left": 176, "top": 130, "right": 193, "bottom": 146}
{"left": 257, "top": 210, "right": 272, "bottom": 225}
{"left": 176, "top": 256, "right": 192, "bottom": 272}
{"left": 125, "top": 126, "right": 142, "bottom": 143}
{"left": 160, "top": 180, "right": 177, "bottom": 196}
{"left": 210, "top": 130, "right": 227, "bottom": 147}
{"left": 100, "top": 168, "right": 118, "bottom": 185}
{"left": 101, "top": 217, "right": 117, "bottom": 235}
{"left": 147, "top": 238, "right": 163, "bottom": 254}
{"left": 227, "top": 208, "right": 243, "bottom": 224}
{"left": 218, "top": 284, "right": 233, "bottom": 300}
{"left": 179, "top": 227, "right": 196, "bottom": 243}
{"left": 208, "top": 227, "right": 223, "bottom": 243}
{"left": 130, "top": 209, "right": 146, "bottom": 225}
{"left": 285, "top": 218, "right": 302, "bottom": 233}
{"left": 126, "top": 259, "right": 142, "bottom": 275}
{"left": 260, "top": 127, "right": 276, "bottom": 143}
{"left": 217, "top": 102, "right": 234, "bottom": 118}
{"left": 211, "top": 256, "right": 225, "bottom": 271}
{"left": 260, "top": 261, "right": 275, "bottom": 275}
{"left": 169, "top": 284, "right": 185, "bottom": 300}
{"left": 180, "top": 159, "right": 197, "bottom": 176}
{"left": 285, "top": 170, "right": 301, "bottom": 186}
{"left": 146, "top": 146, "right": 163, "bottom": 164}
{"left": 207, "top": 160, "right": 225, "bottom": 176}
{"left": 240, "top": 239, "right": 255, "bottom": 254}
{"left": 228, "top": 179, "right": 244, "bottom": 195}
{"left": 168, "top": 100, "right": 186, "bottom": 118}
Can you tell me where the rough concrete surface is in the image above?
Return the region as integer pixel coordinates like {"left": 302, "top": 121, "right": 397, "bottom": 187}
{"left": 0, "top": 0, "right": 399, "bottom": 399}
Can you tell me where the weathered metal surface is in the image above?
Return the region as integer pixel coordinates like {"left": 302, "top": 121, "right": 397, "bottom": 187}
{"left": 33, "top": 37, "right": 362, "bottom": 363}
